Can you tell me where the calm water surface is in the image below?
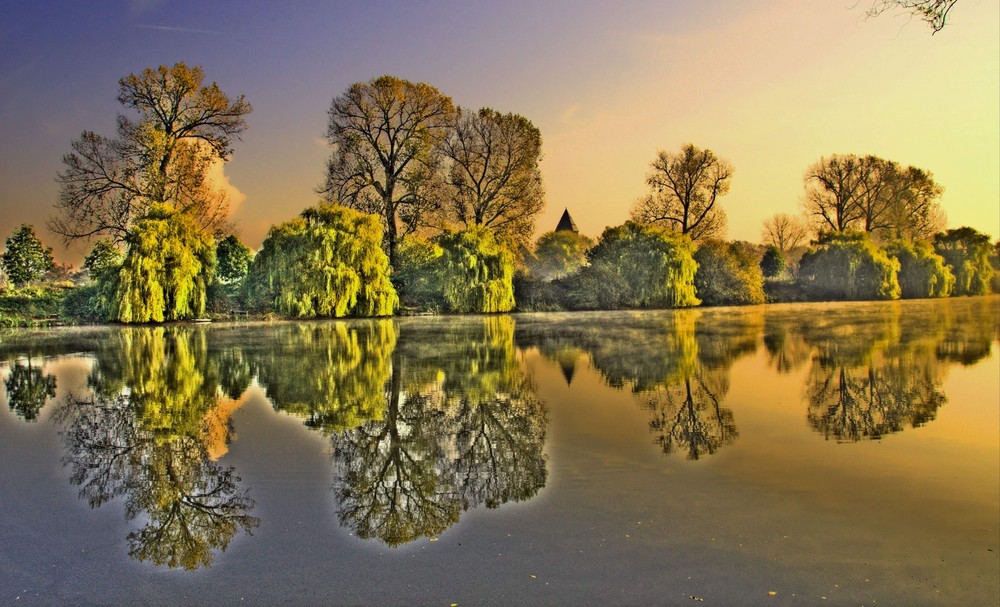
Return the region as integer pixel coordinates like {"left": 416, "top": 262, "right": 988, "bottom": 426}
{"left": 1, "top": 297, "right": 997, "bottom": 606}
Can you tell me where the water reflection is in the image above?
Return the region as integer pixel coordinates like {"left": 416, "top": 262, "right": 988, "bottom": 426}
{"left": 53, "top": 327, "right": 259, "bottom": 570}
{"left": 330, "top": 317, "right": 547, "bottom": 546}
{"left": 4, "top": 357, "right": 57, "bottom": 421}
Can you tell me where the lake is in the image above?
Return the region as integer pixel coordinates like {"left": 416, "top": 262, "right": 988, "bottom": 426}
{"left": 1, "top": 297, "right": 997, "bottom": 606}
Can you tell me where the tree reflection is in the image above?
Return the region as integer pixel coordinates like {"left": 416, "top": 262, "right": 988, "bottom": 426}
{"left": 331, "top": 316, "right": 547, "bottom": 546}
{"left": 647, "top": 369, "right": 737, "bottom": 460}
{"left": 4, "top": 357, "right": 56, "bottom": 421}
{"left": 251, "top": 321, "right": 396, "bottom": 432}
{"left": 54, "top": 327, "right": 258, "bottom": 570}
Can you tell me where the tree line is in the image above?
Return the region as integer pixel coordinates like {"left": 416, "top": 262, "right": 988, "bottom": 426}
{"left": 1, "top": 63, "right": 997, "bottom": 323}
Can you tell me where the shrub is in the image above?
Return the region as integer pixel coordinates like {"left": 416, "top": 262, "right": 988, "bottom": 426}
{"left": 760, "top": 245, "right": 786, "bottom": 278}
{"left": 566, "top": 221, "right": 699, "bottom": 309}
{"left": 885, "top": 240, "right": 953, "bottom": 298}
{"left": 694, "top": 240, "right": 765, "bottom": 306}
{"left": 797, "top": 231, "right": 900, "bottom": 301}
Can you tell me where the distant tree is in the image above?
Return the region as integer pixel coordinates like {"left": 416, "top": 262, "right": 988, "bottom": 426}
{"left": 760, "top": 245, "right": 787, "bottom": 278}
{"left": 215, "top": 234, "right": 252, "bottom": 284}
{"left": 114, "top": 205, "right": 216, "bottom": 323}
{"left": 322, "top": 75, "right": 455, "bottom": 267}
{"left": 863, "top": 0, "right": 958, "bottom": 33}
{"left": 569, "top": 221, "right": 699, "bottom": 309}
{"left": 440, "top": 108, "right": 544, "bottom": 246}
{"left": 527, "top": 230, "right": 594, "bottom": 282}
{"left": 52, "top": 63, "right": 251, "bottom": 243}
{"left": 694, "top": 240, "right": 766, "bottom": 306}
{"left": 435, "top": 226, "right": 516, "bottom": 313}
{"left": 245, "top": 204, "right": 397, "bottom": 318}
{"left": 761, "top": 213, "right": 809, "bottom": 251}
{"left": 803, "top": 154, "right": 944, "bottom": 240}
{"left": 885, "top": 240, "right": 953, "bottom": 298}
{"left": 631, "top": 144, "right": 733, "bottom": 242}
{"left": 797, "top": 231, "right": 901, "bottom": 301}
{"left": 2, "top": 225, "right": 55, "bottom": 286}
{"left": 933, "top": 227, "right": 994, "bottom": 296}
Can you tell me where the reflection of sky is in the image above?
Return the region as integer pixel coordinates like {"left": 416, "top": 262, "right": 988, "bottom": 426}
{"left": 1, "top": 1, "right": 997, "bottom": 264}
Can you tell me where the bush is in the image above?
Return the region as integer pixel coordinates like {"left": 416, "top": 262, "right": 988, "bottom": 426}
{"left": 393, "top": 236, "right": 445, "bottom": 311}
{"left": 933, "top": 227, "right": 994, "bottom": 296}
{"left": 885, "top": 240, "right": 953, "bottom": 298}
{"left": 566, "top": 221, "right": 699, "bottom": 309}
{"left": 694, "top": 240, "right": 765, "bottom": 306}
{"left": 797, "top": 231, "right": 900, "bottom": 301}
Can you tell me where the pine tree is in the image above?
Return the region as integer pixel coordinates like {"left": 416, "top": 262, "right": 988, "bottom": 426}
{"left": 2, "top": 225, "right": 55, "bottom": 286}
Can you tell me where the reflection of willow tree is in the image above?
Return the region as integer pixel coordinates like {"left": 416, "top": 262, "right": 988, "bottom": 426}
{"left": 799, "top": 304, "right": 950, "bottom": 442}
{"left": 332, "top": 316, "right": 547, "bottom": 546}
{"left": 251, "top": 320, "right": 397, "bottom": 433}
{"left": 54, "top": 327, "right": 258, "bottom": 570}
{"left": 935, "top": 297, "right": 998, "bottom": 366}
{"left": 4, "top": 357, "right": 56, "bottom": 421}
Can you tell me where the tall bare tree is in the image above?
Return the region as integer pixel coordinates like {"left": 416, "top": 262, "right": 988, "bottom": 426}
{"left": 322, "top": 75, "right": 455, "bottom": 267}
{"left": 863, "top": 0, "right": 958, "bottom": 33}
{"left": 804, "top": 154, "right": 944, "bottom": 240}
{"left": 439, "top": 107, "right": 544, "bottom": 246}
{"left": 52, "top": 63, "right": 251, "bottom": 243}
{"left": 761, "top": 213, "right": 810, "bottom": 251}
{"left": 631, "top": 144, "right": 733, "bottom": 242}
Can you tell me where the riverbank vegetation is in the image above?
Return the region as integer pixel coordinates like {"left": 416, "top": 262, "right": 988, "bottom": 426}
{"left": 4, "top": 64, "right": 997, "bottom": 325}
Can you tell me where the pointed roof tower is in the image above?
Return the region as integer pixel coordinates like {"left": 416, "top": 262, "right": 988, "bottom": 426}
{"left": 555, "top": 208, "right": 578, "bottom": 233}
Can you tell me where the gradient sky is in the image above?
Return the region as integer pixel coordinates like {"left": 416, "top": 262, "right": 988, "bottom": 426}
{"left": 1, "top": 0, "right": 997, "bottom": 264}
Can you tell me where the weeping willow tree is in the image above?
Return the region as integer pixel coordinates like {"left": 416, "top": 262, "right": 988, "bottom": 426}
{"left": 435, "top": 226, "right": 516, "bottom": 313}
{"left": 115, "top": 205, "right": 215, "bottom": 323}
{"left": 567, "top": 221, "right": 700, "bottom": 309}
{"left": 246, "top": 205, "right": 397, "bottom": 317}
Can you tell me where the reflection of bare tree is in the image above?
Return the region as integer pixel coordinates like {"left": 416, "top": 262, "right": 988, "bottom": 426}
{"left": 52, "top": 327, "right": 258, "bottom": 570}
{"left": 647, "top": 369, "right": 738, "bottom": 460}
{"left": 56, "top": 395, "right": 258, "bottom": 569}
{"left": 332, "top": 318, "right": 548, "bottom": 546}
{"left": 806, "top": 355, "right": 946, "bottom": 442}
{"left": 4, "top": 357, "right": 56, "bottom": 421}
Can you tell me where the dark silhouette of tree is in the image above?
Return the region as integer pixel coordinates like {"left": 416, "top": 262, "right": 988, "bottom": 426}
{"left": 631, "top": 144, "right": 733, "bottom": 242}
{"left": 4, "top": 358, "right": 56, "bottom": 421}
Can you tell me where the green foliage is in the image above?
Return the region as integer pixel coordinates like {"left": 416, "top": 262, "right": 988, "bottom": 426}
{"left": 115, "top": 206, "right": 216, "bottom": 323}
{"left": 527, "top": 230, "right": 594, "bottom": 282}
{"left": 885, "top": 240, "right": 954, "bottom": 298}
{"left": 694, "top": 240, "right": 766, "bottom": 306}
{"left": 72, "top": 240, "right": 125, "bottom": 321}
{"left": 434, "top": 226, "right": 516, "bottom": 313}
{"left": 568, "top": 221, "right": 699, "bottom": 309}
{"left": 245, "top": 204, "right": 397, "bottom": 318}
{"left": 933, "top": 227, "right": 994, "bottom": 296}
{"left": 797, "top": 231, "right": 900, "bottom": 301}
{"left": 0, "top": 285, "right": 69, "bottom": 327}
{"left": 215, "top": 235, "right": 252, "bottom": 284}
{"left": 760, "top": 245, "right": 787, "bottom": 278}
{"left": 393, "top": 236, "right": 445, "bottom": 311}
{"left": 2, "top": 225, "right": 55, "bottom": 287}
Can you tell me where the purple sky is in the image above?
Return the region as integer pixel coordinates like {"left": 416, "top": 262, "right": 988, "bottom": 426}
{"left": 1, "top": 1, "right": 997, "bottom": 264}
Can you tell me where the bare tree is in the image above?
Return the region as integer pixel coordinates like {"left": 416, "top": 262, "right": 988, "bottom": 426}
{"left": 52, "top": 63, "right": 251, "bottom": 243}
{"left": 439, "top": 107, "right": 544, "bottom": 246}
{"left": 322, "top": 75, "right": 455, "bottom": 267}
{"left": 761, "top": 213, "right": 810, "bottom": 251}
{"left": 863, "top": 0, "right": 958, "bottom": 33}
{"left": 804, "top": 154, "right": 944, "bottom": 240}
{"left": 631, "top": 144, "right": 733, "bottom": 242}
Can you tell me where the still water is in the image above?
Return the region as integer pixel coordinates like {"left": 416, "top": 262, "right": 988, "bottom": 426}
{"left": 1, "top": 297, "right": 997, "bottom": 606}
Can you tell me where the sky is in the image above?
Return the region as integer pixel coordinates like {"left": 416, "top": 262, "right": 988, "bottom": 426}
{"left": 1, "top": 0, "right": 997, "bottom": 264}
